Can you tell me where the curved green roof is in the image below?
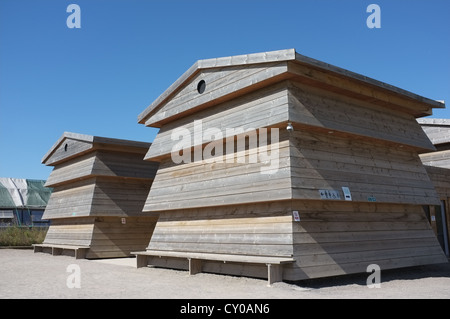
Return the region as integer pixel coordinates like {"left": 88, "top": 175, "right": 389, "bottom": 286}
{"left": 0, "top": 178, "right": 52, "bottom": 209}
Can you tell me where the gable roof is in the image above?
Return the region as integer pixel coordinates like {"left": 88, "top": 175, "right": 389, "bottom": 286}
{"left": 138, "top": 48, "right": 445, "bottom": 126}
{"left": 42, "top": 132, "right": 151, "bottom": 166}
{"left": 418, "top": 118, "right": 450, "bottom": 145}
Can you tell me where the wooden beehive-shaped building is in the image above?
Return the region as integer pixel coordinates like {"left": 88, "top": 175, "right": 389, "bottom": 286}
{"left": 35, "top": 132, "right": 159, "bottom": 259}
{"left": 135, "top": 49, "right": 448, "bottom": 283}
{"left": 418, "top": 119, "right": 450, "bottom": 257}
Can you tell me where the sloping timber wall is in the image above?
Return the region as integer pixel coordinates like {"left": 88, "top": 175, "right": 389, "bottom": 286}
{"left": 44, "top": 177, "right": 154, "bottom": 219}
{"left": 41, "top": 134, "right": 159, "bottom": 258}
{"left": 288, "top": 129, "right": 438, "bottom": 204}
{"left": 145, "top": 200, "right": 444, "bottom": 281}
{"left": 425, "top": 166, "right": 450, "bottom": 199}
{"left": 286, "top": 201, "right": 444, "bottom": 280}
{"left": 143, "top": 132, "right": 446, "bottom": 280}
{"left": 420, "top": 150, "right": 450, "bottom": 169}
{"left": 42, "top": 176, "right": 158, "bottom": 258}
{"left": 44, "top": 216, "right": 157, "bottom": 258}
{"left": 140, "top": 63, "right": 447, "bottom": 279}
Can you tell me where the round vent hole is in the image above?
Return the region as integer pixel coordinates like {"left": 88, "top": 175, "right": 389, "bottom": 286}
{"left": 197, "top": 80, "right": 206, "bottom": 94}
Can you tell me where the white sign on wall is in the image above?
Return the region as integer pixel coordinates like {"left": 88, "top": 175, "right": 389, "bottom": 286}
{"left": 319, "top": 189, "right": 341, "bottom": 200}
{"left": 342, "top": 187, "right": 352, "bottom": 201}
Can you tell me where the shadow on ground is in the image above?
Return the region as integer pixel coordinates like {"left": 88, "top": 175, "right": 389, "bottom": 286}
{"left": 287, "top": 262, "right": 450, "bottom": 289}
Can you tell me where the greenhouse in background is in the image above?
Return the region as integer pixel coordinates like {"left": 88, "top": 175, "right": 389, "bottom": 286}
{"left": 0, "top": 178, "right": 52, "bottom": 227}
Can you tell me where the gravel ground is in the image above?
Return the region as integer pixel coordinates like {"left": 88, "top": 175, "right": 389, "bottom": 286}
{"left": 1, "top": 248, "right": 449, "bottom": 299}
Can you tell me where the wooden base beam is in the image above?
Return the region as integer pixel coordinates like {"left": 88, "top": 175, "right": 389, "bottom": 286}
{"left": 189, "top": 258, "right": 202, "bottom": 275}
{"left": 132, "top": 250, "right": 293, "bottom": 285}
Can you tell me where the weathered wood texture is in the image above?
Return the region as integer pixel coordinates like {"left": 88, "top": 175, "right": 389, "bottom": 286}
{"left": 43, "top": 135, "right": 94, "bottom": 167}
{"left": 43, "top": 177, "right": 153, "bottom": 219}
{"left": 418, "top": 118, "right": 450, "bottom": 146}
{"left": 139, "top": 49, "right": 443, "bottom": 126}
{"left": 138, "top": 50, "right": 297, "bottom": 125}
{"left": 143, "top": 77, "right": 435, "bottom": 161}
{"left": 420, "top": 150, "right": 450, "bottom": 169}
{"left": 419, "top": 119, "right": 450, "bottom": 169}
{"left": 41, "top": 133, "right": 159, "bottom": 258}
{"left": 143, "top": 125, "right": 439, "bottom": 212}
{"left": 146, "top": 201, "right": 293, "bottom": 257}
{"left": 42, "top": 132, "right": 152, "bottom": 166}
{"left": 43, "top": 178, "right": 96, "bottom": 219}
{"left": 44, "top": 217, "right": 94, "bottom": 247}
{"left": 143, "top": 136, "right": 290, "bottom": 212}
{"left": 45, "top": 153, "right": 97, "bottom": 187}
{"left": 142, "top": 200, "right": 447, "bottom": 281}
{"left": 34, "top": 244, "right": 89, "bottom": 259}
{"left": 91, "top": 177, "right": 155, "bottom": 217}
{"left": 289, "top": 129, "right": 439, "bottom": 205}
{"left": 137, "top": 49, "right": 446, "bottom": 280}
{"left": 145, "top": 82, "right": 289, "bottom": 160}
{"left": 288, "top": 81, "right": 435, "bottom": 151}
{"left": 286, "top": 61, "right": 441, "bottom": 118}
{"left": 43, "top": 216, "right": 157, "bottom": 259}
{"left": 87, "top": 216, "right": 157, "bottom": 258}
{"left": 285, "top": 201, "right": 447, "bottom": 280}
{"left": 46, "top": 150, "right": 158, "bottom": 187}
{"left": 424, "top": 166, "right": 450, "bottom": 199}
{"left": 134, "top": 250, "right": 293, "bottom": 285}
{"left": 144, "top": 63, "right": 290, "bottom": 127}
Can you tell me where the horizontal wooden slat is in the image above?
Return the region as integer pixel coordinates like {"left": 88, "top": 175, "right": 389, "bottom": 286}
{"left": 134, "top": 250, "right": 294, "bottom": 264}
{"left": 145, "top": 62, "right": 289, "bottom": 127}
{"left": 145, "top": 82, "right": 289, "bottom": 159}
{"left": 288, "top": 129, "right": 439, "bottom": 205}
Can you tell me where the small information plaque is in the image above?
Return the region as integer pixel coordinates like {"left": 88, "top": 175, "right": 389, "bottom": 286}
{"left": 342, "top": 187, "right": 352, "bottom": 201}
{"left": 319, "top": 189, "right": 341, "bottom": 200}
{"left": 293, "top": 210, "right": 300, "bottom": 222}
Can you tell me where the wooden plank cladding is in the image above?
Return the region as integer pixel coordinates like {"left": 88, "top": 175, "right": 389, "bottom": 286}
{"left": 136, "top": 49, "right": 447, "bottom": 282}
{"left": 145, "top": 82, "right": 289, "bottom": 160}
{"left": 143, "top": 62, "right": 290, "bottom": 127}
{"left": 419, "top": 120, "right": 450, "bottom": 258}
{"left": 419, "top": 119, "right": 450, "bottom": 169}
{"left": 87, "top": 216, "right": 157, "bottom": 258}
{"left": 288, "top": 81, "right": 435, "bottom": 151}
{"left": 43, "top": 178, "right": 96, "bottom": 219}
{"left": 138, "top": 49, "right": 444, "bottom": 127}
{"left": 289, "top": 129, "right": 439, "bottom": 205}
{"left": 43, "top": 216, "right": 157, "bottom": 258}
{"left": 143, "top": 134, "right": 291, "bottom": 211}
{"left": 43, "top": 217, "right": 94, "bottom": 247}
{"left": 39, "top": 132, "right": 159, "bottom": 258}
{"left": 424, "top": 166, "right": 450, "bottom": 199}
{"left": 146, "top": 201, "right": 294, "bottom": 258}
{"left": 285, "top": 201, "right": 447, "bottom": 280}
{"left": 418, "top": 118, "right": 450, "bottom": 146}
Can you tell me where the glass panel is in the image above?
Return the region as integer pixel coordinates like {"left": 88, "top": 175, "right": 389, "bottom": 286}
{"left": 0, "top": 210, "right": 14, "bottom": 218}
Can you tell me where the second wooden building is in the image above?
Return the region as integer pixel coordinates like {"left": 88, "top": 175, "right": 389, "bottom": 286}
{"left": 35, "top": 132, "right": 159, "bottom": 259}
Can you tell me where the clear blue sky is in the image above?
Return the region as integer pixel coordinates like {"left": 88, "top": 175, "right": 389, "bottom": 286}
{"left": 1, "top": 0, "right": 449, "bottom": 180}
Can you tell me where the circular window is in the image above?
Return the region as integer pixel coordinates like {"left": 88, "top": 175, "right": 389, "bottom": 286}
{"left": 197, "top": 80, "right": 206, "bottom": 94}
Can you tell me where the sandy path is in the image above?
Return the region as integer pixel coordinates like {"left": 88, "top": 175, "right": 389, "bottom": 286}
{"left": 1, "top": 249, "right": 449, "bottom": 299}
